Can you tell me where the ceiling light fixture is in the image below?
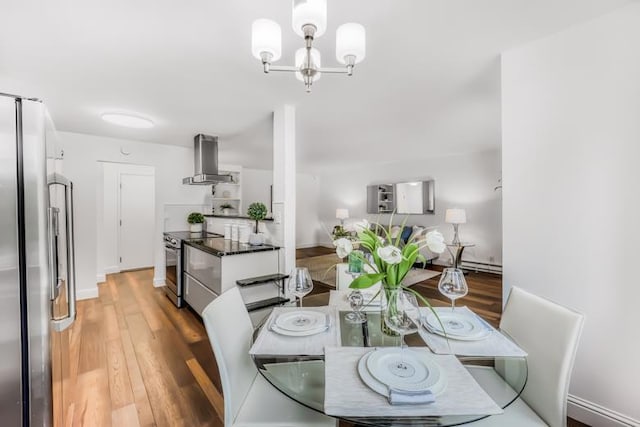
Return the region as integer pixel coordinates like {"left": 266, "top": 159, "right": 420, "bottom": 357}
{"left": 101, "top": 112, "right": 154, "bottom": 128}
{"left": 252, "top": 0, "right": 366, "bottom": 93}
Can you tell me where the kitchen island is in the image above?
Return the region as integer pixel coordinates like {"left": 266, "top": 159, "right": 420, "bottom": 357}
{"left": 181, "top": 237, "right": 282, "bottom": 319}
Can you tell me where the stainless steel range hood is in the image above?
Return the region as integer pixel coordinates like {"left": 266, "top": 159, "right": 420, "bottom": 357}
{"left": 182, "top": 134, "right": 232, "bottom": 185}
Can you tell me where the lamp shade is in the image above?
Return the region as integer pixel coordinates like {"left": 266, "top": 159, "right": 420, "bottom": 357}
{"left": 295, "top": 48, "right": 321, "bottom": 81}
{"left": 335, "top": 208, "right": 349, "bottom": 220}
{"left": 292, "top": 0, "right": 327, "bottom": 37}
{"left": 251, "top": 19, "right": 282, "bottom": 61}
{"left": 445, "top": 208, "right": 467, "bottom": 224}
{"left": 336, "top": 23, "right": 366, "bottom": 64}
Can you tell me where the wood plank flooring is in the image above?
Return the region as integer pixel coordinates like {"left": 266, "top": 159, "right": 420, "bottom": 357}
{"left": 63, "top": 247, "right": 589, "bottom": 427}
{"left": 63, "top": 269, "right": 223, "bottom": 427}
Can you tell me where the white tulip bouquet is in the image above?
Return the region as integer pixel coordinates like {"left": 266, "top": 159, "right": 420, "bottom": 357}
{"left": 333, "top": 218, "right": 447, "bottom": 328}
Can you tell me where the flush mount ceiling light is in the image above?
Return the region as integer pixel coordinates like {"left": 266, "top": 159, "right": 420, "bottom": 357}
{"left": 101, "top": 112, "right": 154, "bottom": 128}
{"left": 252, "top": 0, "right": 366, "bottom": 93}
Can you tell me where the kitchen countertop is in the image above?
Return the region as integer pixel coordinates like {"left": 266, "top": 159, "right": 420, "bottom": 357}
{"left": 204, "top": 214, "right": 274, "bottom": 221}
{"left": 184, "top": 238, "right": 280, "bottom": 257}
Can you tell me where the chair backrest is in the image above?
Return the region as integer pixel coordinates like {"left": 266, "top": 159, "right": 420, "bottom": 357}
{"left": 500, "top": 287, "right": 584, "bottom": 427}
{"left": 202, "top": 287, "right": 257, "bottom": 426}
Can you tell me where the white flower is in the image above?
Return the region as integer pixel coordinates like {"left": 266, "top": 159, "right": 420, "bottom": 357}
{"left": 424, "top": 230, "right": 446, "bottom": 254}
{"left": 353, "top": 219, "right": 370, "bottom": 233}
{"left": 377, "top": 245, "right": 403, "bottom": 265}
{"left": 333, "top": 238, "right": 353, "bottom": 259}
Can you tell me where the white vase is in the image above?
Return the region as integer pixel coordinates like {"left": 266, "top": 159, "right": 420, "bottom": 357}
{"left": 249, "top": 233, "right": 265, "bottom": 246}
{"left": 190, "top": 223, "right": 203, "bottom": 233}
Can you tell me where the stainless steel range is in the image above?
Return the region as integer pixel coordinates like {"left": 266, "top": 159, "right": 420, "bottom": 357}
{"left": 163, "top": 231, "right": 222, "bottom": 307}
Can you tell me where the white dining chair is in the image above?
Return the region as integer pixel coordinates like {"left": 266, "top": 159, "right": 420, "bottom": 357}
{"left": 202, "top": 286, "right": 336, "bottom": 427}
{"left": 469, "top": 286, "right": 584, "bottom": 427}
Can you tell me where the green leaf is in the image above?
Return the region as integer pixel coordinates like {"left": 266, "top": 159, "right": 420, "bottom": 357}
{"left": 349, "top": 273, "right": 386, "bottom": 289}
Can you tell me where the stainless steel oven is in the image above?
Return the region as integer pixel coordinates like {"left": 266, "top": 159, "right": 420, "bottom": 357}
{"left": 164, "top": 235, "right": 184, "bottom": 307}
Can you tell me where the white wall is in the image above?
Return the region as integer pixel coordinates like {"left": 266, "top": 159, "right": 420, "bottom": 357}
{"left": 296, "top": 173, "right": 321, "bottom": 248}
{"left": 243, "top": 168, "right": 272, "bottom": 214}
{"left": 242, "top": 167, "right": 321, "bottom": 248}
{"left": 502, "top": 4, "right": 640, "bottom": 425}
{"left": 58, "top": 131, "right": 208, "bottom": 299}
{"left": 314, "top": 150, "right": 502, "bottom": 266}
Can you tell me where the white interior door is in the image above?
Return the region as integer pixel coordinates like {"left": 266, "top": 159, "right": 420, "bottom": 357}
{"left": 119, "top": 172, "right": 155, "bottom": 270}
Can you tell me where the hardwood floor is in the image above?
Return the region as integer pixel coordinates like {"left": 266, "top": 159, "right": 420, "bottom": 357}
{"left": 63, "top": 247, "right": 589, "bottom": 426}
{"left": 64, "top": 269, "right": 223, "bottom": 426}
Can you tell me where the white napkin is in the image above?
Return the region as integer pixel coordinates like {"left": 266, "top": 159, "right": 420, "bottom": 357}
{"left": 324, "top": 346, "right": 503, "bottom": 417}
{"left": 249, "top": 306, "right": 341, "bottom": 356}
{"left": 419, "top": 307, "right": 528, "bottom": 357}
{"left": 388, "top": 388, "right": 435, "bottom": 405}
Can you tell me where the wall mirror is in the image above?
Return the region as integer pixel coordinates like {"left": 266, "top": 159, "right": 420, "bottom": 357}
{"left": 366, "top": 180, "right": 435, "bottom": 214}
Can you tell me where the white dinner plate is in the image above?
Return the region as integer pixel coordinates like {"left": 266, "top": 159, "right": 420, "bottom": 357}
{"left": 275, "top": 311, "right": 327, "bottom": 332}
{"left": 269, "top": 323, "right": 328, "bottom": 337}
{"left": 357, "top": 350, "right": 447, "bottom": 398}
{"left": 366, "top": 348, "right": 441, "bottom": 392}
{"left": 424, "top": 312, "right": 492, "bottom": 341}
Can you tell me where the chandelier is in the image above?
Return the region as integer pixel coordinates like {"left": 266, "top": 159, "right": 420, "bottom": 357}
{"left": 251, "top": 0, "right": 366, "bottom": 93}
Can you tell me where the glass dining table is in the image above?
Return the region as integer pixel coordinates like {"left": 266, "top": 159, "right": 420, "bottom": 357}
{"left": 251, "top": 294, "right": 528, "bottom": 426}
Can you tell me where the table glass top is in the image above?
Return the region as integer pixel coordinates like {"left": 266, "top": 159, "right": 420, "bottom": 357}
{"left": 251, "top": 296, "right": 527, "bottom": 426}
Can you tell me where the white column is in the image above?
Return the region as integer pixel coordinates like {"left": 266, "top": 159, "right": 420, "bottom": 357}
{"left": 272, "top": 105, "right": 296, "bottom": 275}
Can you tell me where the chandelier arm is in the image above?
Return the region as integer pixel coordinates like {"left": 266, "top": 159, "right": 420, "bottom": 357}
{"left": 267, "top": 65, "right": 300, "bottom": 72}
{"left": 317, "top": 67, "right": 352, "bottom": 74}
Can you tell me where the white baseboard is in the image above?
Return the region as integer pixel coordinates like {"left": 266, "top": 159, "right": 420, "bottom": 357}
{"left": 104, "top": 265, "right": 120, "bottom": 274}
{"left": 153, "top": 277, "right": 165, "bottom": 287}
{"left": 76, "top": 287, "right": 99, "bottom": 301}
{"left": 96, "top": 274, "right": 106, "bottom": 283}
{"left": 568, "top": 394, "right": 639, "bottom": 427}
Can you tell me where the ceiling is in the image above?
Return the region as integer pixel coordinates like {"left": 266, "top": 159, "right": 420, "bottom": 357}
{"left": 0, "top": 0, "right": 631, "bottom": 171}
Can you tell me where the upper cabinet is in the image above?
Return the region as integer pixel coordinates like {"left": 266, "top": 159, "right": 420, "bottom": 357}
{"left": 366, "top": 180, "right": 435, "bottom": 215}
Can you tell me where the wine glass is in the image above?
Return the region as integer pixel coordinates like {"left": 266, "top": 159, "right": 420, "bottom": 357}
{"left": 345, "top": 290, "right": 366, "bottom": 323}
{"left": 383, "top": 290, "right": 421, "bottom": 378}
{"left": 437, "top": 268, "right": 468, "bottom": 312}
{"left": 288, "top": 267, "right": 314, "bottom": 308}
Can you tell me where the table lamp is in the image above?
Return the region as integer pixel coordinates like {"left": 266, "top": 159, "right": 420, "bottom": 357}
{"left": 336, "top": 208, "right": 349, "bottom": 226}
{"left": 445, "top": 208, "right": 466, "bottom": 245}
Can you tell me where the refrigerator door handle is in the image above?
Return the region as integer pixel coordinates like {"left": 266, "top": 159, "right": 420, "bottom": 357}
{"left": 49, "top": 174, "right": 76, "bottom": 332}
{"left": 47, "top": 206, "right": 60, "bottom": 301}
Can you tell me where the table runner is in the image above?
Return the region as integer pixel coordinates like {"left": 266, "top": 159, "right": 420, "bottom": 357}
{"left": 418, "top": 307, "right": 527, "bottom": 357}
{"left": 249, "top": 306, "right": 341, "bottom": 356}
{"left": 324, "top": 346, "right": 503, "bottom": 417}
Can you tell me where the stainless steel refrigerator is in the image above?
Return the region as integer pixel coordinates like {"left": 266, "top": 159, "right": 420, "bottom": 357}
{"left": 0, "top": 93, "right": 76, "bottom": 426}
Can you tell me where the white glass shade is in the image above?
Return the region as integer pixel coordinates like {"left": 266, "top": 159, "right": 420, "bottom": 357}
{"left": 445, "top": 208, "right": 467, "bottom": 224}
{"left": 335, "top": 208, "right": 349, "bottom": 220}
{"left": 251, "top": 19, "right": 282, "bottom": 61}
{"left": 336, "top": 23, "right": 366, "bottom": 64}
{"left": 292, "top": 0, "right": 327, "bottom": 37}
{"left": 295, "top": 48, "right": 322, "bottom": 82}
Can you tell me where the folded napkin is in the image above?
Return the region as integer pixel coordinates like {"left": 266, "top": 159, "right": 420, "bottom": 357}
{"left": 388, "top": 388, "right": 435, "bottom": 405}
{"left": 324, "top": 346, "right": 503, "bottom": 417}
{"left": 249, "top": 306, "right": 341, "bottom": 356}
{"left": 419, "top": 307, "right": 527, "bottom": 357}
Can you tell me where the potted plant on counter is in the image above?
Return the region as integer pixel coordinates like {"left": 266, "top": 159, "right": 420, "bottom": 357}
{"left": 219, "top": 203, "right": 234, "bottom": 215}
{"left": 187, "top": 212, "right": 205, "bottom": 233}
{"left": 247, "top": 202, "right": 268, "bottom": 245}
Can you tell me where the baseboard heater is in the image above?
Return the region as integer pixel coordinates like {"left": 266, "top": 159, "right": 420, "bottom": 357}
{"left": 459, "top": 260, "right": 503, "bottom": 275}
